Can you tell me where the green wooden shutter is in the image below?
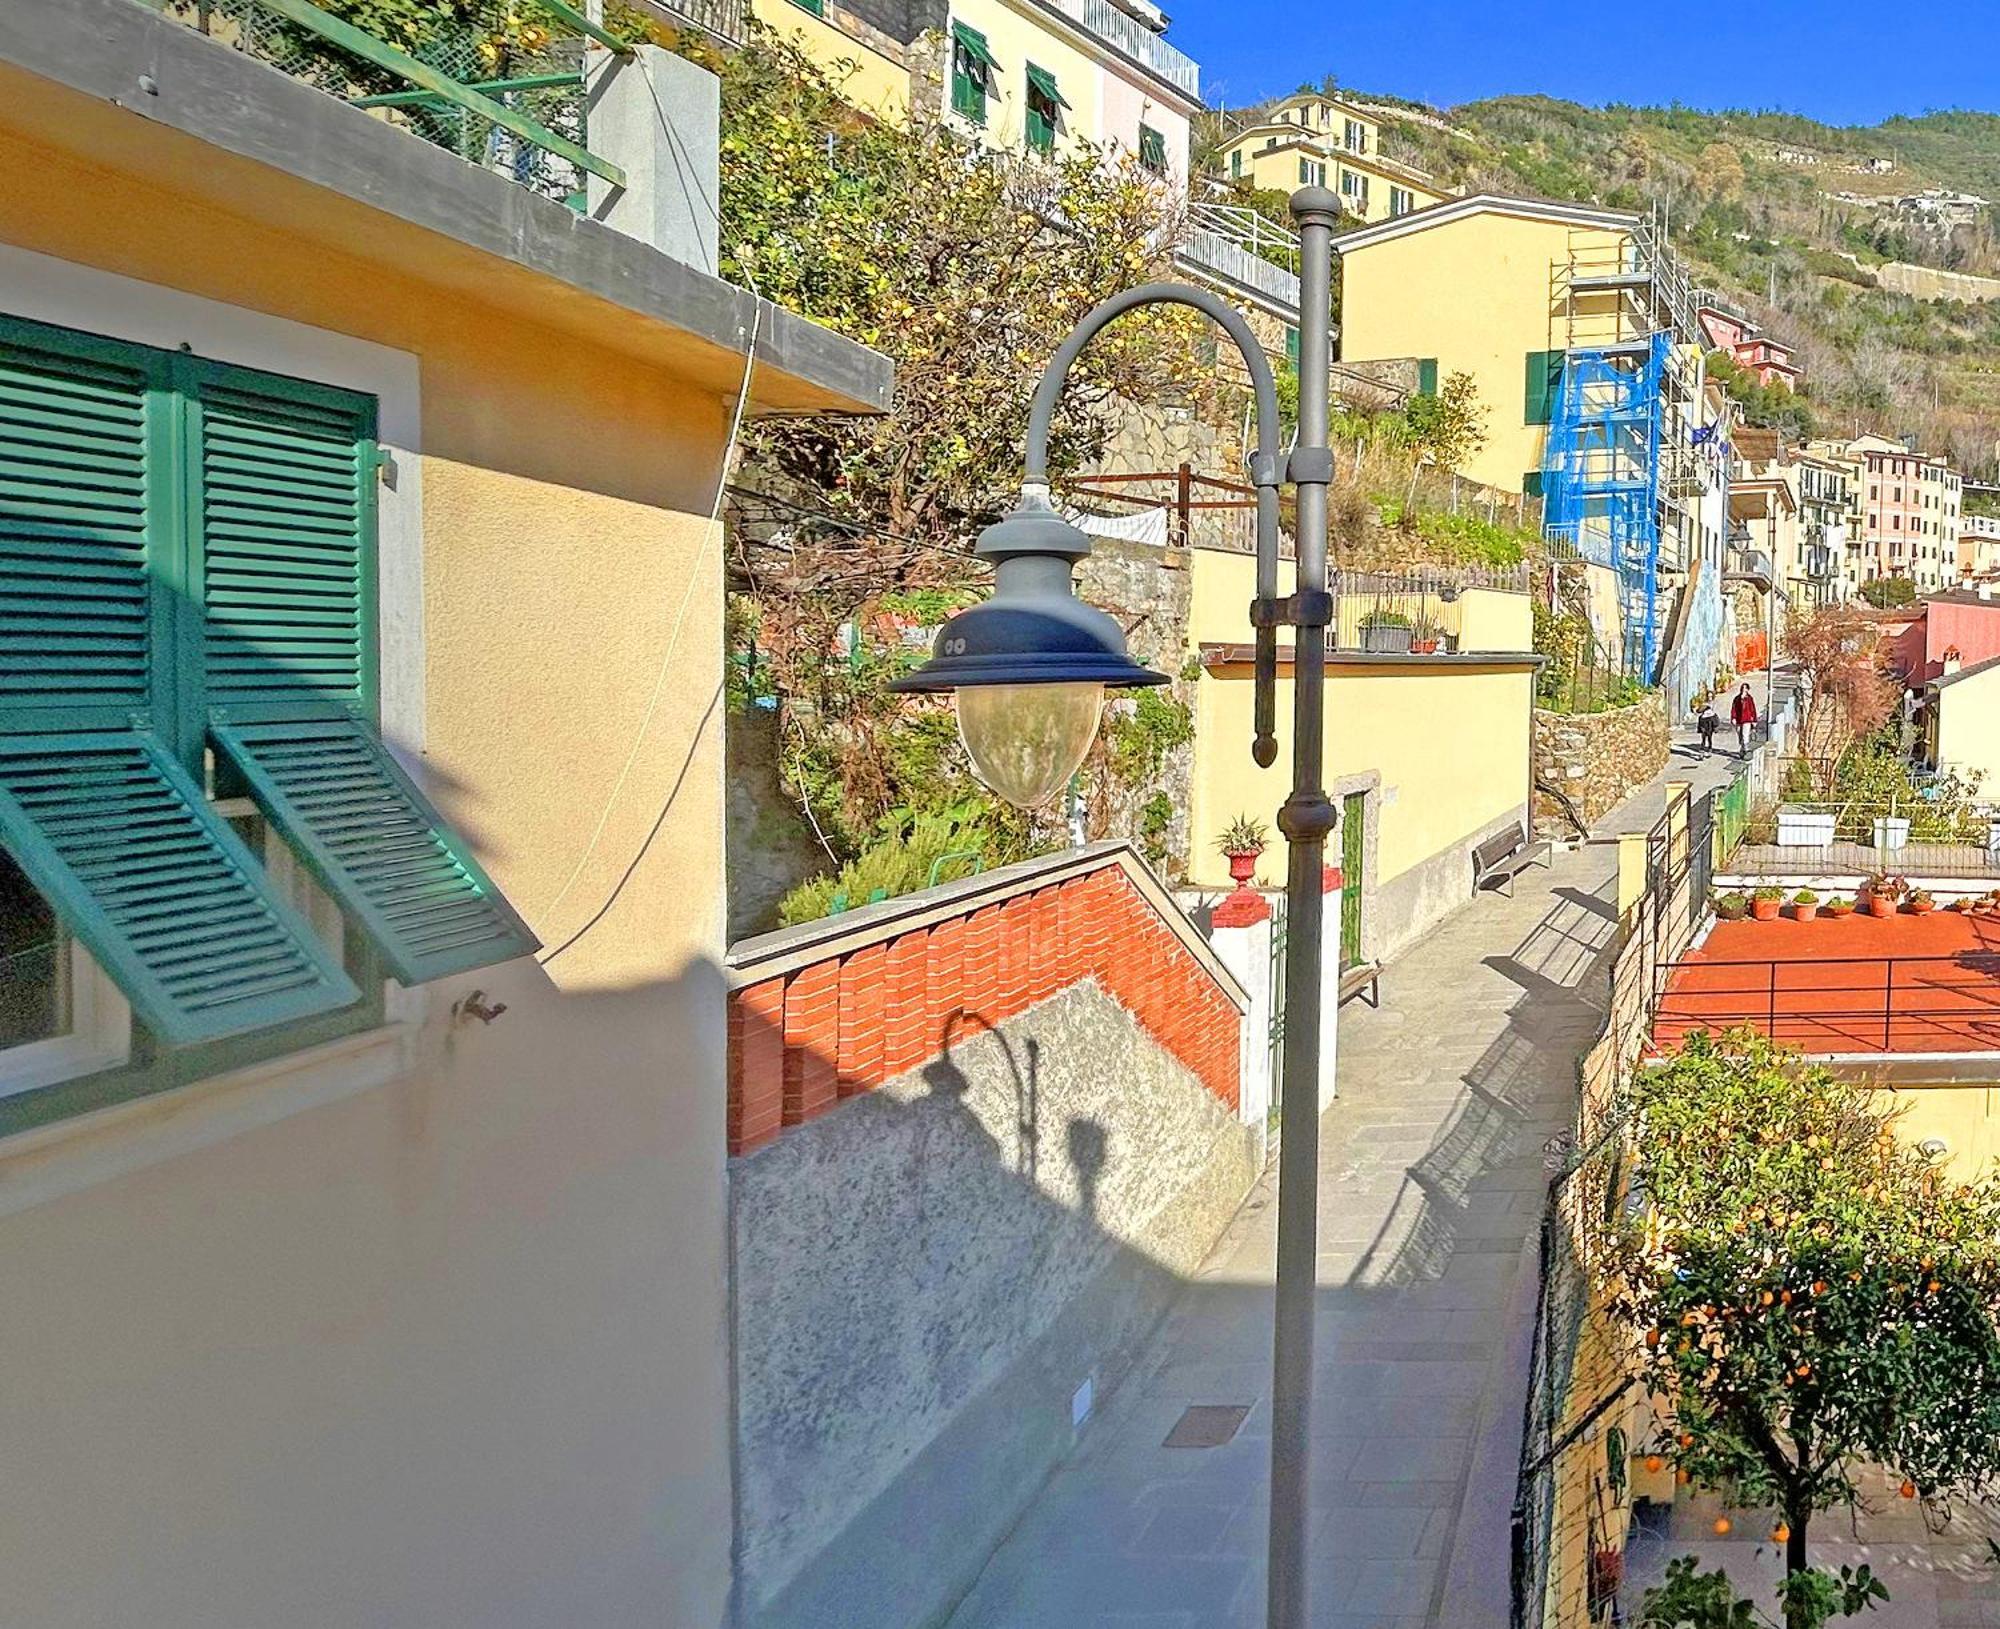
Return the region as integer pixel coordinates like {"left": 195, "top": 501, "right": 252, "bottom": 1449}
{"left": 0, "top": 731, "right": 358, "bottom": 1045}
{"left": 212, "top": 715, "right": 538, "bottom": 984}
{"left": 1416, "top": 358, "right": 1438, "bottom": 397}
{"left": 1284, "top": 326, "right": 1301, "bottom": 371}
{"left": 951, "top": 24, "right": 993, "bottom": 124}
{"left": 0, "top": 322, "right": 161, "bottom": 729}
{"left": 193, "top": 370, "right": 373, "bottom": 718}
{"left": 1139, "top": 124, "right": 1166, "bottom": 174}
{"left": 1525, "top": 350, "right": 1563, "bottom": 425}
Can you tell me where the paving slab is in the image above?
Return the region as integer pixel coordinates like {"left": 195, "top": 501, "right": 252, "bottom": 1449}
{"left": 943, "top": 738, "right": 1743, "bottom": 1629}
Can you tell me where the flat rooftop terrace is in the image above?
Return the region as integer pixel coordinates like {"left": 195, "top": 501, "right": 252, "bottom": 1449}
{"left": 1655, "top": 911, "right": 2000, "bottom": 1057}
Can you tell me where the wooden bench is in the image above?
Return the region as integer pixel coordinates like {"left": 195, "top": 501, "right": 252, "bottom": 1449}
{"left": 1472, "top": 826, "right": 1553, "bottom": 896}
{"left": 1338, "top": 960, "right": 1382, "bottom": 1008}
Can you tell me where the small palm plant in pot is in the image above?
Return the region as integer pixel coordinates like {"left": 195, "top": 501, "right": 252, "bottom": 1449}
{"left": 1910, "top": 887, "right": 1936, "bottom": 915}
{"left": 1824, "top": 895, "right": 1855, "bottom": 919}
{"left": 1750, "top": 886, "right": 1785, "bottom": 922}
{"left": 1217, "top": 814, "right": 1270, "bottom": 885}
{"left": 1792, "top": 888, "right": 1819, "bottom": 922}
{"left": 1714, "top": 891, "right": 1750, "bottom": 922}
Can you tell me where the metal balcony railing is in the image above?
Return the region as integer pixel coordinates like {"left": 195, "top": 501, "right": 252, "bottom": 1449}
{"left": 1040, "top": 0, "right": 1198, "bottom": 97}
{"left": 162, "top": 0, "right": 643, "bottom": 204}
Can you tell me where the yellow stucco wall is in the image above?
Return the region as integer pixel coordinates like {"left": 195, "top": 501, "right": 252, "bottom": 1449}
{"left": 1876, "top": 1085, "right": 2000, "bottom": 1182}
{"left": 0, "top": 130, "right": 736, "bottom": 1628}
{"left": 1226, "top": 145, "right": 1443, "bottom": 222}
{"left": 949, "top": 0, "right": 1103, "bottom": 158}
{"left": 1339, "top": 211, "right": 1633, "bottom": 493}
{"left": 748, "top": 0, "right": 912, "bottom": 119}
{"left": 1935, "top": 664, "right": 2000, "bottom": 791}
{"left": 1185, "top": 548, "right": 1533, "bottom": 893}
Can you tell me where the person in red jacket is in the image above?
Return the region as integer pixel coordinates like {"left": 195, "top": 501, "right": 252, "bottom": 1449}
{"left": 1730, "top": 682, "right": 1759, "bottom": 757}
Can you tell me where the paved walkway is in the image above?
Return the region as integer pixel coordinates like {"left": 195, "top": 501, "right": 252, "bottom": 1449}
{"left": 944, "top": 737, "right": 1742, "bottom": 1629}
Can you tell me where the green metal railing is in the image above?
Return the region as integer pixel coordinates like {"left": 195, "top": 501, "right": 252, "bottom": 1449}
{"left": 165, "top": 0, "right": 630, "bottom": 201}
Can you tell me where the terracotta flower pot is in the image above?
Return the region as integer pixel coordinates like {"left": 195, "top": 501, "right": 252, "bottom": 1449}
{"left": 1866, "top": 895, "right": 1895, "bottom": 919}
{"left": 1225, "top": 849, "right": 1260, "bottom": 885}
{"left": 1793, "top": 903, "right": 1818, "bottom": 922}
{"left": 1826, "top": 905, "right": 1853, "bottom": 920}
{"left": 1750, "top": 898, "right": 1781, "bottom": 922}
{"left": 1911, "top": 899, "right": 1935, "bottom": 915}
{"left": 1412, "top": 638, "right": 1440, "bottom": 654}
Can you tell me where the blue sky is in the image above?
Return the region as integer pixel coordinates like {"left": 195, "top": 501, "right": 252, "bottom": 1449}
{"left": 1173, "top": 0, "right": 2000, "bottom": 129}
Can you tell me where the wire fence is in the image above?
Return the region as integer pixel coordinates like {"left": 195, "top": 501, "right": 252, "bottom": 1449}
{"left": 1513, "top": 770, "right": 1750, "bottom": 1627}
{"left": 166, "top": 0, "right": 601, "bottom": 206}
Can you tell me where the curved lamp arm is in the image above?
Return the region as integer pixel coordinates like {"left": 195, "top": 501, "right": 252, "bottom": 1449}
{"left": 1019, "top": 281, "right": 1287, "bottom": 767}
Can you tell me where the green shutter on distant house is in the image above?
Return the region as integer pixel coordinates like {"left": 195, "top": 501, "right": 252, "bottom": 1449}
{"left": 787, "top": 0, "right": 825, "bottom": 14}
{"left": 1523, "top": 471, "right": 1545, "bottom": 498}
{"left": 1525, "top": 350, "right": 1563, "bottom": 425}
{"left": 0, "top": 730, "right": 358, "bottom": 1045}
{"left": 1284, "top": 326, "right": 1301, "bottom": 371}
{"left": 1139, "top": 123, "right": 1167, "bottom": 174}
{"left": 213, "top": 715, "right": 539, "bottom": 985}
{"left": 1230, "top": 148, "right": 1242, "bottom": 179}
{"left": 951, "top": 23, "right": 994, "bottom": 124}
{"left": 1415, "top": 357, "right": 1438, "bottom": 397}
{"left": 1025, "top": 63, "right": 1065, "bottom": 153}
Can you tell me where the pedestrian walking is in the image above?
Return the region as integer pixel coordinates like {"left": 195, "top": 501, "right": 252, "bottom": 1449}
{"left": 1696, "top": 699, "right": 1719, "bottom": 754}
{"left": 1730, "top": 682, "right": 1758, "bottom": 757}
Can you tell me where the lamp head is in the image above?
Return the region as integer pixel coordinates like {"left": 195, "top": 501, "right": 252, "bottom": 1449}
{"left": 889, "top": 505, "right": 1169, "bottom": 807}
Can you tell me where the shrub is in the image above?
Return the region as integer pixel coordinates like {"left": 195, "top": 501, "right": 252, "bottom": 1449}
{"left": 1792, "top": 889, "right": 1818, "bottom": 905}
{"left": 778, "top": 810, "right": 1012, "bottom": 925}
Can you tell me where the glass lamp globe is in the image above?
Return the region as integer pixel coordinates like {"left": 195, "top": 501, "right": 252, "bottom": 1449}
{"left": 955, "top": 681, "right": 1105, "bottom": 809}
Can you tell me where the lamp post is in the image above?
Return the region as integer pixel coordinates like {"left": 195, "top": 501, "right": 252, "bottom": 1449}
{"left": 891, "top": 186, "right": 1343, "bottom": 1629}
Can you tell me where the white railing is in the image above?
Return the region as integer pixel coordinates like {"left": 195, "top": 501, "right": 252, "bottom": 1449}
{"left": 1042, "top": 0, "right": 1199, "bottom": 97}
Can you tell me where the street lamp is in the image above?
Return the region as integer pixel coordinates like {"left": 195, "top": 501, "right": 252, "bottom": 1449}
{"left": 888, "top": 506, "right": 1168, "bottom": 806}
{"left": 892, "top": 188, "right": 1343, "bottom": 1629}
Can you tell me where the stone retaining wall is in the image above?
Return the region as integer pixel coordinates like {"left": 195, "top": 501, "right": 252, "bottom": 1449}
{"left": 1534, "top": 692, "right": 1669, "bottom": 833}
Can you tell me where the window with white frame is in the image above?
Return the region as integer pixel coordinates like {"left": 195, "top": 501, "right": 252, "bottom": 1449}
{"left": 0, "top": 313, "right": 536, "bottom": 1120}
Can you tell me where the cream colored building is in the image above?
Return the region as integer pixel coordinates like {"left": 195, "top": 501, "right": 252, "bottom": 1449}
{"left": 0, "top": 10, "right": 887, "bottom": 1627}
{"left": 1185, "top": 547, "right": 1539, "bottom": 965}
{"left": 1214, "top": 92, "right": 1447, "bottom": 223}
{"left": 749, "top": 0, "right": 1201, "bottom": 181}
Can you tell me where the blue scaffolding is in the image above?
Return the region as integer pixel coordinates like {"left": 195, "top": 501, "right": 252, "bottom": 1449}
{"left": 1540, "top": 333, "right": 1670, "bottom": 675}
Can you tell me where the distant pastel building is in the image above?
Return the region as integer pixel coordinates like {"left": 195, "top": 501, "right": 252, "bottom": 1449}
{"left": 1214, "top": 92, "right": 1447, "bottom": 224}
{"left": 1848, "top": 433, "right": 1963, "bottom": 593}
{"left": 1698, "top": 302, "right": 1802, "bottom": 391}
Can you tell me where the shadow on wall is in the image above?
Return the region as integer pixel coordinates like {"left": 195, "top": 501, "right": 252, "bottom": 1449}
{"left": 728, "top": 978, "right": 1261, "bottom": 1629}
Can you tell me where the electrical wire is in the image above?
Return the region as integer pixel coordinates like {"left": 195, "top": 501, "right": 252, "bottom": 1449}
{"left": 532, "top": 45, "right": 757, "bottom": 959}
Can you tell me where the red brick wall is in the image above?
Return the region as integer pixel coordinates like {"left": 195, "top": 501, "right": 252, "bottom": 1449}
{"left": 727, "top": 864, "right": 1242, "bottom": 1156}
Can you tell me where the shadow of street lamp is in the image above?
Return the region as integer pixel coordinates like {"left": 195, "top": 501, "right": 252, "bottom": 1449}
{"left": 888, "top": 187, "right": 1346, "bottom": 1629}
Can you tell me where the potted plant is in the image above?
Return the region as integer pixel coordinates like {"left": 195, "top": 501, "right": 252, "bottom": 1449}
{"left": 1792, "top": 888, "right": 1820, "bottom": 922}
{"left": 1409, "top": 612, "right": 1445, "bottom": 656}
{"left": 1358, "top": 610, "right": 1413, "bottom": 654}
{"left": 1750, "top": 886, "right": 1785, "bottom": 922}
{"left": 1863, "top": 872, "right": 1907, "bottom": 919}
{"left": 1825, "top": 896, "right": 1855, "bottom": 919}
{"left": 1910, "top": 887, "right": 1936, "bottom": 914}
{"left": 1216, "top": 815, "right": 1269, "bottom": 884}
{"left": 1714, "top": 891, "right": 1750, "bottom": 922}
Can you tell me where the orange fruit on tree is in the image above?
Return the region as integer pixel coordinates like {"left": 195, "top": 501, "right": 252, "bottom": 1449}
{"left": 1645, "top": 1454, "right": 1664, "bottom": 1474}
{"left": 1713, "top": 1516, "right": 1733, "bottom": 1536}
{"left": 1676, "top": 1468, "right": 1693, "bottom": 1485}
{"left": 1901, "top": 1480, "right": 1917, "bottom": 1500}
{"left": 1772, "top": 1522, "right": 1791, "bottom": 1544}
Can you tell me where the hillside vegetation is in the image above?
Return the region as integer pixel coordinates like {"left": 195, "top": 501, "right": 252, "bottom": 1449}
{"left": 1218, "top": 88, "right": 2000, "bottom": 478}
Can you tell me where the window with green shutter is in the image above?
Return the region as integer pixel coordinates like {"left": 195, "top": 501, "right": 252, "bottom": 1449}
{"left": 1230, "top": 148, "right": 1242, "bottom": 179}
{"left": 1138, "top": 123, "right": 1167, "bottom": 175}
{"left": 0, "top": 313, "right": 536, "bottom": 1120}
{"left": 1284, "top": 326, "right": 1301, "bottom": 372}
{"left": 1415, "top": 357, "right": 1438, "bottom": 398}
{"left": 1525, "top": 349, "right": 1564, "bottom": 425}
{"left": 1025, "top": 64, "right": 1067, "bottom": 155}
{"left": 950, "top": 22, "right": 997, "bottom": 125}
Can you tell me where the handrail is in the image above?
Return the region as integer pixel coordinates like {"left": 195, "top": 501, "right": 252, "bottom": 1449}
{"left": 1654, "top": 950, "right": 2000, "bottom": 1053}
